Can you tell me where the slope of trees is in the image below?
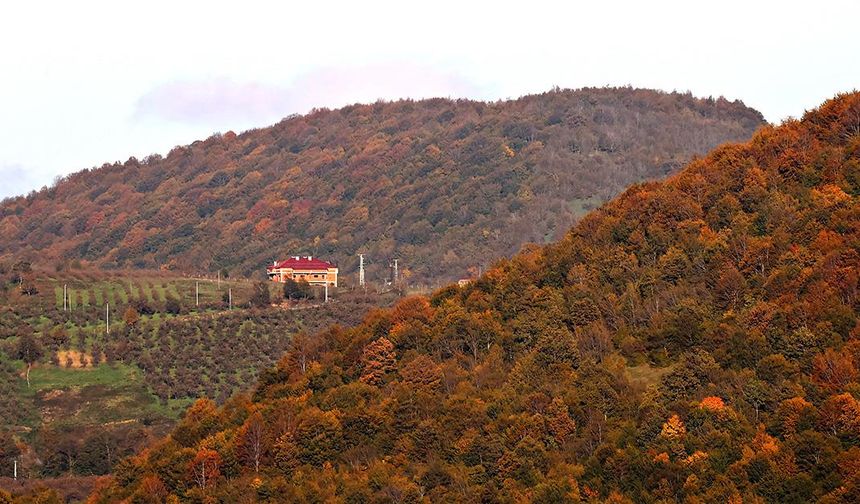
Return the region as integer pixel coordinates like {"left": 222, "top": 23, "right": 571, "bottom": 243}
{"left": 84, "top": 92, "right": 860, "bottom": 503}
{"left": 102, "top": 299, "right": 389, "bottom": 403}
{"left": 0, "top": 297, "right": 391, "bottom": 479}
{"left": 0, "top": 260, "right": 398, "bottom": 486}
{"left": 0, "top": 88, "right": 763, "bottom": 283}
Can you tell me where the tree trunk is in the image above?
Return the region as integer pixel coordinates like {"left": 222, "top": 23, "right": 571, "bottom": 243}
{"left": 26, "top": 363, "right": 31, "bottom": 388}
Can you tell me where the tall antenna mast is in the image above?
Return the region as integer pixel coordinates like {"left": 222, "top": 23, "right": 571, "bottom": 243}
{"left": 358, "top": 254, "right": 365, "bottom": 288}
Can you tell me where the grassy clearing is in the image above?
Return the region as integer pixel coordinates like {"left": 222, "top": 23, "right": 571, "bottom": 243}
{"left": 140, "top": 279, "right": 155, "bottom": 303}
{"left": 26, "top": 363, "right": 136, "bottom": 393}
{"left": 196, "top": 280, "right": 225, "bottom": 305}
{"left": 127, "top": 281, "right": 140, "bottom": 301}
{"left": 154, "top": 397, "right": 196, "bottom": 420}
{"left": 626, "top": 363, "right": 674, "bottom": 388}
{"left": 10, "top": 272, "right": 264, "bottom": 357}
{"left": 104, "top": 284, "right": 116, "bottom": 306}
{"left": 151, "top": 281, "right": 167, "bottom": 302}
{"left": 569, "top": 195, "right": 603, "bottom": 218}
{"left": 115, "top": 284, "right": 129, "bottom": 304}
{"left": 18, "top": 362, "right": 190, "bottom": 425}
{"left": 19, "top": 270, "right": 258, "bottom": 321}
{"left": 79, "top": 289, "right": 91, "bottom": 307}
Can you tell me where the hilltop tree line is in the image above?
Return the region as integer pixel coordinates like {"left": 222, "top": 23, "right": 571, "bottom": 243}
{"left": 85, "top": 93, "right": 860, "bottom": 503}
{"left": 0, "top": 88, "right": 763, "bottom": 283}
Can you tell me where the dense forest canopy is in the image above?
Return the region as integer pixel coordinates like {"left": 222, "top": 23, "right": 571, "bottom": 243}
{"left": 83, "top": 93, "right": 860, "bottom": 503}
{"left": 0, "top": 88, "right": 763, "bottom": 283}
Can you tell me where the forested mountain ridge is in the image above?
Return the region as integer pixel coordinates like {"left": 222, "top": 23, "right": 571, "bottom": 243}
{"left": 0, "top": 88, "right": 763, "bottom": 282}
{"left": 84, "top": 94, "right": 859, "bottom": 503}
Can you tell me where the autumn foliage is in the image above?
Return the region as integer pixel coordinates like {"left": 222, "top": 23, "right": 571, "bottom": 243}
{"left": 0, "top": 88, "right": 762, "bottom": 283}
{"left": 85, "top": 93, "right": 860, "bottom": 502}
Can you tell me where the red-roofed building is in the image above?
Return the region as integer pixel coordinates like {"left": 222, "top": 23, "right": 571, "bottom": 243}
{"left": 267, "top": 256, "right": 338, "bottom": 287}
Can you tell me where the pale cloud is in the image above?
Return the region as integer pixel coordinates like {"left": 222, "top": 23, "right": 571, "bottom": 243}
{"left": 135, "top": 80, "right": 294, "bottom": 125}
{"left": 0, "top": 164, "right": 46, "bottom": 200}
{"left": 1, "top": 0, "right": 859, "bottom": 199}
{"left": 134, "top": 64, "right": 483, "bottom": 126}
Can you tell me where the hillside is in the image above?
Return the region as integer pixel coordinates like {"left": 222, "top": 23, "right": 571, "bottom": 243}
{"left": 0, "top": 88, "right": 763, "bottom": 283}
{"left": 0, "top": 267, "right": 394, "bottom": 492}
{"left": 80, "top": 93, "right": 860, "bottom": 503}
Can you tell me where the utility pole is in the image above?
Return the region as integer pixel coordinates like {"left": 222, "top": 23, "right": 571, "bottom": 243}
{"left": 324, "top": 282, "right": 329, "bottom": 303}
{"left": 358, "top": 254, "right": 365, "bottom": 289}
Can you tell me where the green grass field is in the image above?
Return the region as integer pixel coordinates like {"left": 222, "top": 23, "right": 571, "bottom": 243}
{"left": 626, "top": 363, "right": 674, "bottom": 388}
{"left": 166, "top": 282, "right": 181, "bottom": 300}
{"left": 10, "top": 360, "right": 192, "bottom": 429}
{"left": 127, "top": 281, "right": 139, "bottom": 301}
{"left": 0, "top": 356, "right": 191, "bottom": 485}
{"left": 44, "top": 272, "right": 255, "bottom": 313}
{"left": 115, "top": 284, "right": 129, "bottom": 304}
{"left": 27, "top": 363, "right": 138, "bottom": 392}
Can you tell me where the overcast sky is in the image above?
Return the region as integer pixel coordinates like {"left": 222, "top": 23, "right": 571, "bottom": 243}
{"left": 1, "top": 0, "right": 858, "bottom": 199}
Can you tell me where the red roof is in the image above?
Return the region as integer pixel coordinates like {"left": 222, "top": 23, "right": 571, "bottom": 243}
{"left": 267, "top": 256, "right": 336, "bottom": 271}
